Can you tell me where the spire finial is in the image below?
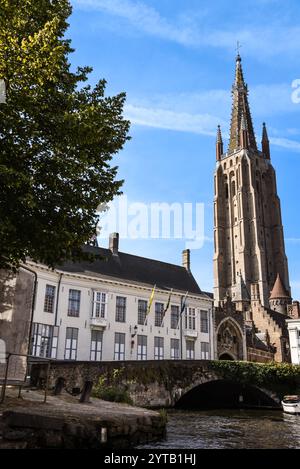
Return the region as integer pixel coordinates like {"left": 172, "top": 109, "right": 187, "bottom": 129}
{"left": 262, "top": 122, "right": 270, "bottom": 159}
{"left": 216, "top": 125, "right": 223, "bottom": 161}
{"left": 216, "top": 124, "right": 223, "bottom": 144}
{"left": 236, "top": 41, "right": 242, "bottom": 60}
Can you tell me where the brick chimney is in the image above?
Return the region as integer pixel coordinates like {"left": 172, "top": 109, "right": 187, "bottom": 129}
{"left": 109, "top": 232, "right": 119, "bottom": 255}
{"left": 182, "top": 249, "right": 190, "bottom": 272}
{"left": 288, "top": 301, "right": 300, "bottom": 319}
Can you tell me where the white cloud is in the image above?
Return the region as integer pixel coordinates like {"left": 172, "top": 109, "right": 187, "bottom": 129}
{"left": 269, "top": 137, "right": 300, "bottom": 151}
{"left": 73, "top": 0, "right": 300, "bottom": 57}
{"left": 73, "top": 0, "right": 195, "bottom": 45}
{"left": 124, "top": 103, "right": 226, "bottom": 137}
{"left": 125, "top": 102, "right": 300, "bottom": 152}
{"left": 286, "top": 238, "right": 300, "bottom": 243}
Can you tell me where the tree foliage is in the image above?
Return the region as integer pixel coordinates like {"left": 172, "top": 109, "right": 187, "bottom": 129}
{"left": 0, "top": 0, "right": 130, "bottom": 269}
{"left": 209, "top": 360, "right": 300, "bottom": 395}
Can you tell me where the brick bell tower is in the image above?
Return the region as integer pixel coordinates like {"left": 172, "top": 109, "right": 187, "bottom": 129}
{"left": 213, "top": 54, "right": 291, "bottom": 310}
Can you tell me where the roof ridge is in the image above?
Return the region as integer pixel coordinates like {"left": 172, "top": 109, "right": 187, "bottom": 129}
{"left": 89, "top": 245, "right": 188, "bottom": 271}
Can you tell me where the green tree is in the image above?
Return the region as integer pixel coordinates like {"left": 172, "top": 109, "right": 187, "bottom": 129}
{"left": 0, "top": 0, "right": 130, "bottom": 270}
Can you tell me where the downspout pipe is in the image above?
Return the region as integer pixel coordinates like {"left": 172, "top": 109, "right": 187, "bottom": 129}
{"left": 54, "top": 273, "right": 63, "bottom": 327}
{"left": 19, "top": 264, "right": 38, "bottom": 358}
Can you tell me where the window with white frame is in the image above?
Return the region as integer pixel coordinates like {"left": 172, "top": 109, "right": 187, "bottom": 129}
{"left": 170, "top": 338, "right": 180, "bottom": 359}
{"left": 200, "top": 310, "right": 209, "bottom": 333}
{"left": 90, "top": 330, "right": 103, "bottom": 361}
{"left": 115, "top": 296, "right": 126, "bottom": 323}
{"left": 201, "top": 342, "right": 210, "bottom": 360}
{"left": 68, "top": 289, "right": 81, "bottom": 317}
{"left": 184, "top": 307, "right": 196, "bottom": 330}
{"left": 138, "top": 300, "right": 147, "bottom": 325}
{"left": 92, "top": 292, "right": 107, "bottom": 319}
{"left": 186, "top": 339, "right": 195, "bottom": 359}
{"left": 154, "top": 336, "right": 164, "bottom": 360}
{"left": 155, "top": 303, "right": 164, "bottom": 327}
{"left": 44, "top": 285, "right": 56, "bottom": 313}
{"left": 137, "top": 335, "right": 147, "bottom": 360}
{"left": 31, "top": 323, "right": 58, "bottom": 358}
{"left": 114, "top": 332, "right": 125, "bottom": 360}
{"left": 170, "top": 305, "right": 180, "bottom": 329}
{"left": 64, "top": 327, "right": 78, "bottom": 360}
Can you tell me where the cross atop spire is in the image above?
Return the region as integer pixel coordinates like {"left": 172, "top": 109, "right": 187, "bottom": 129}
{"left": 228, "top": 55, "right": 257, "bottom": 153}
{"left": 235, "top": 40, "right": 242, "bottom": 58}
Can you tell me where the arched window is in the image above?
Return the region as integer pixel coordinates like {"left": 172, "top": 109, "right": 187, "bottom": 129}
{"left": 231, "top": 180, "right": 236, "bottom": 197}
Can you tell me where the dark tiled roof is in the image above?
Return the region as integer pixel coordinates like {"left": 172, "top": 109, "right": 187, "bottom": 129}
{"left": 57, "top": 245, "right": 203, "bottom": 295}
{"left": 246, "top": 329, "right": 270, "bottom": 352}
{"left": 202, "top": 291, "right": 213, "bottom": 299}
{"left": 266, "top": 307, "right": 288, "bottom": 330}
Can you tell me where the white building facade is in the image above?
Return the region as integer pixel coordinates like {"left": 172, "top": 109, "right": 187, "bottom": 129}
{"left": 286, "top": 319, "right": 300, "bottom": 365}
{"left": 28, "top": 234, "right": 214, "bottom": 362}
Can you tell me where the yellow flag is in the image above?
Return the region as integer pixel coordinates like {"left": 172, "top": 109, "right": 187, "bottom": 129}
{"left": 145, "top": 285, "right": 156, "bottom": 319}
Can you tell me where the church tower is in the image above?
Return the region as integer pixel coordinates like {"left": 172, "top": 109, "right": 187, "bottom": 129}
{"left": 213, "top": 54, "right": 291, "bottom": 310}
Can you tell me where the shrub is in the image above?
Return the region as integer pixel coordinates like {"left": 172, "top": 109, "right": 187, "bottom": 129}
{"left": 92, "top": 376, "right": 133, "bottom": 405}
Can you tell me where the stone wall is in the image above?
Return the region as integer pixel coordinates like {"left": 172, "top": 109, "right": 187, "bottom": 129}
{"left": 247, "top": 347, "right": 274, "bottom": 363}
{"left": 30, "top": 359, "right": 290, "bottom": 409}
{"left": 0, "top": 268, "right": 35, "bottom": 380}
{"left": 251, "top": 301, "right": 288, "bottom": 362}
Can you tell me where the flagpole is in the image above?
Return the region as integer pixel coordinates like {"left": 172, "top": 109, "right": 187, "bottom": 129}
{"left": 179, "top": 291, "right": 188, "bottom": 360}
{"left": 144, "top": 284, "right": 156, "bottom": 326}
{"left": 180, "top": 295, "right": 183, "bottom": 360}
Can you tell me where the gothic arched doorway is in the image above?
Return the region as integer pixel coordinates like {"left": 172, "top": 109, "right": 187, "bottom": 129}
{"left": 216, "top": 318, "right": 244, "bottom": 361}
{"left": 219, "top": 353, "right": 234, "bottom": 360}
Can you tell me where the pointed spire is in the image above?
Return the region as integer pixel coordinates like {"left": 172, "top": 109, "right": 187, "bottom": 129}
{"left": 269, "top": 273, "right": 289, "bottom": 300}
{"left": 240, "top": 113, "right": 249, "bottom": 149}
{"left": 241, "top": 113, "right": 247, "bottom": 131}
{"left": 262, "top": 122, "right": 270, "bottom": 159}
{"left": 216, "top": 125, "right": 223, "bottom": 161}
{"left": 228, "top": 55, "right": 257, "bottom": 153}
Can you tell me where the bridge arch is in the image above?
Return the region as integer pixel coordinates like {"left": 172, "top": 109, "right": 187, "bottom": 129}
{"left": 174, "top": 379, "right": 281, "bottom": 410}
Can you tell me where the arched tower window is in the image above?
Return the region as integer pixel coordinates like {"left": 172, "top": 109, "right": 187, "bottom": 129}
{"left": 231, "top": 180, "right": 236, "bottom": 197}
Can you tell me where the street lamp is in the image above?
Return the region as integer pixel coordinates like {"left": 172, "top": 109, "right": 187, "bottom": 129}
{"left": 130, "top": 325, "right": 138, "bottom": 354}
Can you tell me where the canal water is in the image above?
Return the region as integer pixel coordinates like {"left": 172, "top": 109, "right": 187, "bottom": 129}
{"left": 139, "top": 409, "right": 300, "bottom": 449}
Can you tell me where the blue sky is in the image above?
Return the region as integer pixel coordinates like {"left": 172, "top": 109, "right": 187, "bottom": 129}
{"left": 69, "top": 0, "right": 300, "bottom": 298}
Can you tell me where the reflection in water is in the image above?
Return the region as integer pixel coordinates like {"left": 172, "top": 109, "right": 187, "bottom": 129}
{"left": 139, "top": 410, "right": 300, "bottom": 449}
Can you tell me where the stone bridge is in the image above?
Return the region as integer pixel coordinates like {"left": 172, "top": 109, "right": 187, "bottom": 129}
{"left": 31, "top": 360, "right": 300, "bottom": 409}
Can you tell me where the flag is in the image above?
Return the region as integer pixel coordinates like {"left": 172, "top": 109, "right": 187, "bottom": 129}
{"left": 144, "top": 285, "right": 156, "bottom": 324}
{"left": 176, "top": 291, "right": 188, "bottom": 328}
{"left": 161, "top": 289, "right": 173, "bottom": 326}
{"left": 180, "top": 291, "right": 189, "bottom": 315}
{"left": 163, "top": 289, "right": 173, "bottom": 316}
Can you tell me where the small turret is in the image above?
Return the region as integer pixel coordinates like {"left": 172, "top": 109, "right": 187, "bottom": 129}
{"left": 262, "top": 122, "right": 270, "bottom": 160}
{"left": 216, "top": 125, "right": 223, "bottom": 161}
{"left": 269, "top": 273, "right": 291, "bottom": 315}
